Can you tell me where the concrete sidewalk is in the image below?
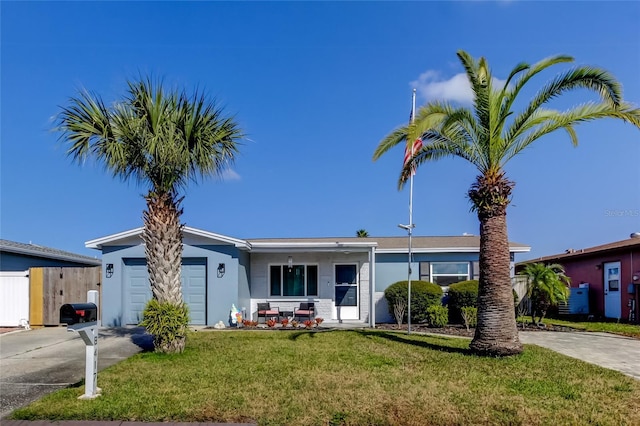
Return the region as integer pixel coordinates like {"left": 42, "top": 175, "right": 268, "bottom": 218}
{"left": 519, "top": 330, "right": 640, "bottom": 380}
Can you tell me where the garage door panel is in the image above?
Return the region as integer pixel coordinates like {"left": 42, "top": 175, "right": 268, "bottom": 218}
{"left": 181, "top": 264, "right": 207, "bottom": 325}
{"left": 124, "top": 259, "right": 206, "bottom": 325}
{"left": 125, "top": 263, "right": 152, "bottom": 325}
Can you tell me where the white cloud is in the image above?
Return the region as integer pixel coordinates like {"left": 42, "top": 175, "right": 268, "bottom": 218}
{"left": 221, "top": 168, "right": 241, "bottom": 181}
{"left": 411, "top": 71, "right": 508, "bottom": 105}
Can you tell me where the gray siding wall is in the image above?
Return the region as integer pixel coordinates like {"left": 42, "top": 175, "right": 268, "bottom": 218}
{"left": 374, "top": 252, "right": 480, "bottom": 323}
{"left": 236, "top": 250, "right": 251, "bottom": 321}
{"left": 100, "top": 244, "right": 242, "bottom": 327}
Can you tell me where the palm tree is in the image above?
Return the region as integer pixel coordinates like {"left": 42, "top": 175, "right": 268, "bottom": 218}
{"left": 56, "top": 77, "right": 243, "bottom": 352}
{"left": 356, "top": 229, "right": 369, "bottom": 238}
{"left": 519, "top": 263, "right": 570, "bottom": 325}
{"left": 374, "top": 51, "right": 640, "bottom": 356}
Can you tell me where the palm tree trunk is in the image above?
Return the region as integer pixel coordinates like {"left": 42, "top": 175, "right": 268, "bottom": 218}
{"left": 141, "top": 191, "right": 187, "bottom": 353}
{"left": 469, "top": 212, "right": 523, "bottom": 356}
{"left": 142, "top": 191, "right": 184, "bottom": 305}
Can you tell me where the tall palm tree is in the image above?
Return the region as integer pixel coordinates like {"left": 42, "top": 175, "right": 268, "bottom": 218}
{"left": 519, "top": 263, "right": 570, "bottom": 325}
{"left": 56, "top": 78, "right": 243, "bottom": 352}
{"left": 374, "top": 51, "right": 640, "bottom": 356}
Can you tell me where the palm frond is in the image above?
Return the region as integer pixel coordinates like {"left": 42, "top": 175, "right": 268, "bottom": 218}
{"left": 503, "top": 102, "right": 640, "bottom": 163}
{"left": 501, "top": 54, "right": 574, "bottom": 118}
{"left": 506, "top": 66, "right": 624, "bottom": 143}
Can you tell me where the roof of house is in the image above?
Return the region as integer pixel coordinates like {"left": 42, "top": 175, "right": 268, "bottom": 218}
{"left": 248, "top": 235, "right": 530, "bottom": 253}
{"left": 86, "top": 227, "right": 530, "bottom": 254}
{"left": 519, "top": 236, "right": 640, "bottom": 265}
{"left": 0, "top": 239, "right": 102, "bottom": 266}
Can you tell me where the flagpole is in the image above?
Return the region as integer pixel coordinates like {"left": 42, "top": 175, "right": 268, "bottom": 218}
{"left": 407, "top": 88, "right": 416, "bottom": 335}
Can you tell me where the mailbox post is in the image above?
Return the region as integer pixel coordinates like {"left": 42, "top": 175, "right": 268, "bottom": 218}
{"left": 60, "top": 290, "right": 101, "bottom": 399}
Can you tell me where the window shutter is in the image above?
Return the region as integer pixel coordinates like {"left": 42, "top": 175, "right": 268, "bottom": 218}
{"left": 472, "top": 262, "right": 480, "bottom": 280}
{"left": 419, "top": 262, "right": 430, "bottom": 281}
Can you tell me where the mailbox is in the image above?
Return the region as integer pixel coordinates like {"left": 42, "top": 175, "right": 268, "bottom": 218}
{"left": 60, "top": 303, "right": 98, "bottom": 325}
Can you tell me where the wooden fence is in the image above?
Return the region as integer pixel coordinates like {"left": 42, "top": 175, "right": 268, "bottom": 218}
{"left": 30, "top": 266, "right": 101, "bottom": 326}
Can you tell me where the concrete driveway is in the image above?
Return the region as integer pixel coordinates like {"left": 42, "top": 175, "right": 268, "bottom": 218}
{"left": 519, "top": 330, "right": 640, "bottom": 380}
{"left": 0, "top": 326, "right": 152, "bottom": 419}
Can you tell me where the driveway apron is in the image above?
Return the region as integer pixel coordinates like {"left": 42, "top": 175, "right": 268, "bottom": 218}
{"left": 0, "top": 327, "right": 150, "bottom": 419}
{"left": 519, "top": 330, "right": 640, "bottom": 380}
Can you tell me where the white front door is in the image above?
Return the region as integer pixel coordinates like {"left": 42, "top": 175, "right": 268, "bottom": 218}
{"left": 603, "top": 261, "right": 622, "bottom": 319}
{"left": 333, "top": 264, "right": 359, "bottom": 321}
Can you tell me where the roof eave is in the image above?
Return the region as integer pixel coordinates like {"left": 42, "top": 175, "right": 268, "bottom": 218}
{"left": 1, "top": 246, "right": 101, "bottom": 265}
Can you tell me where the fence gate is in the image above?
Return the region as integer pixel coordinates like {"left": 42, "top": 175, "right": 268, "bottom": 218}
{"left": 0, "top": 271, "right": 30, "bottom": 327}
{"left": 30, "top": 266, "right": 101, "bottom": 326}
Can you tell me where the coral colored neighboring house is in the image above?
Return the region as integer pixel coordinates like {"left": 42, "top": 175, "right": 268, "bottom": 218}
{"left": 518, "top": 234, "right": 640, "bottom": 323}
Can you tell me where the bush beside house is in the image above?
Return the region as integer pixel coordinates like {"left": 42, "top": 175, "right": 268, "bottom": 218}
{"left": 447, "top": 280, "right": 479, "bottom": 323}
{"left": 384, "top": 280, "right": 443, "bottom": 324}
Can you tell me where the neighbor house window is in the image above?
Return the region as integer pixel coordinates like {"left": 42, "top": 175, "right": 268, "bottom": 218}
{"left": 270, "top": 264, "right": 318, "bottom": 297}
{"left": 430, "top": 262, "right": 470, "bottom": 287}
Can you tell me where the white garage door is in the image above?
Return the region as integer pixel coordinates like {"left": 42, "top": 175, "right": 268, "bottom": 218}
{"left": 123, "top": 258, "right": 207, "bottom": 325}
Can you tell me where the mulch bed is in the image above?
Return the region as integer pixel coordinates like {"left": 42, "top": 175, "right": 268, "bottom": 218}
{"left": 375, "top": 322, "right": 583, "bottom": 337}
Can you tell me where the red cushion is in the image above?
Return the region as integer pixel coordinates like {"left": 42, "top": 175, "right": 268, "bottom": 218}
{"left": 295, "top": 310, "right": 312, "bottom": 315}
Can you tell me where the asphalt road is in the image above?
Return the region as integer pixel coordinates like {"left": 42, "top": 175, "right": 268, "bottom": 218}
{"left": 0, "top": 326, "right": 152, "bottom": 419}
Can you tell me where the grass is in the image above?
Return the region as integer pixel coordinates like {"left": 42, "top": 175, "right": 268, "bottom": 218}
{"left": 517, "top": 316, "right": 640, "bottom": 338}
{"left": 12, "top": 329, "right": 640, "bottom": 425}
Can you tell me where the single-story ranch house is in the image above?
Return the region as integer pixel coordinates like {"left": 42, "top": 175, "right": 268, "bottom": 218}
{"left": 86, "top": 227, "right": 530, "bottom": 327}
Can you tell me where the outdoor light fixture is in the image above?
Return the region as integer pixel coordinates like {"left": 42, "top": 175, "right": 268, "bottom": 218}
{"left": 217, "top": 263, "right": 226, "bottom": 278}
{"left": 633, "top": 273, "right": 639, "bottom": 281}
{"left": 398, "top": 223, "right": 415, "bottom": 230}
{"left": 288, "top": 256, "right": 293, "bottom": 270}
{"left": 105, "top": 264, "right": 114, "bottom": 278}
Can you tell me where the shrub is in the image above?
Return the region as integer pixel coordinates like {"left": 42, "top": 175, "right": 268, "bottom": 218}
{"left": 140, "top": 299, "right": 190, "bottom": 353}
{"left": 385, "top": 280, "right": 443, "bottom": 323}
{"left": 461, "top": 306, "right": 477, "bottom": 331}
{"left": 426, "top": 305, "right": 448, "bottom": 327}
{"left": 447, "top": 280, "right": 479, "bottom": 323}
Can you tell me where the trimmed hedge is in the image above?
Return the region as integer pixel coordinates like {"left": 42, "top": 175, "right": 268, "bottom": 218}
{"left": 384, "top": 280, "right": 443, "bottom": 324}
{"left": 447, "top": 280, "right": 479, "bottom": 323}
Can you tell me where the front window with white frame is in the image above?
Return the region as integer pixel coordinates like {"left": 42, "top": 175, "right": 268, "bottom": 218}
{"left": 270, "top": 264, "right": 318, "bottom": 297}
{"left": 430, "top": 262, "right": 470, "bottom": 287}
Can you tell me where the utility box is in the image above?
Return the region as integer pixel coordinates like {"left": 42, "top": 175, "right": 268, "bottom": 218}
{"left": 60, "top": 303, "right": 98, "bottom": 325}
{"left": 567, "top": 287, "right": 589, "bottom": 314}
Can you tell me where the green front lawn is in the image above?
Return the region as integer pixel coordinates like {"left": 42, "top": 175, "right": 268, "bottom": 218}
{"left": 12, "top": 330, "right": 640, "bottom": 425}
{"left": 518, "top": 317, "right": 640, "bottom": 338}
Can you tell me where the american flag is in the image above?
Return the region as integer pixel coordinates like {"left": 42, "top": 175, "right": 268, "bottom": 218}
{"left": 403, "top": 137, "right": 423, "bottom": 170}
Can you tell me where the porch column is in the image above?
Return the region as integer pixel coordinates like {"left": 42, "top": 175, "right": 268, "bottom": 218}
{"left": 369, "top": 246, "right": 376, "bottom": 328}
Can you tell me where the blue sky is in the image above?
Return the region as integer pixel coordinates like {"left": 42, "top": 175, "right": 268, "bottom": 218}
{"left": 1, "top": 1, "right": 639, "bottom": 261}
